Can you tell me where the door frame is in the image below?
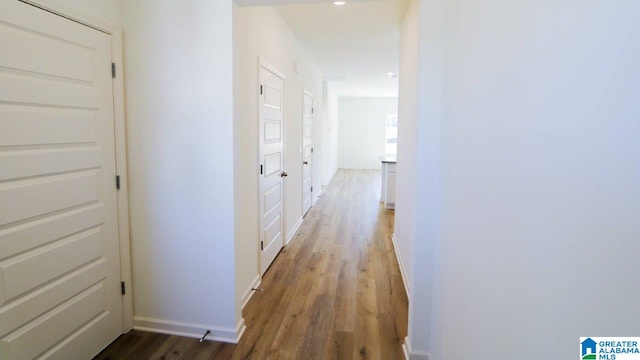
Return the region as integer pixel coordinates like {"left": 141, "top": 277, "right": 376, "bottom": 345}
{"left": 257, "top": 58, "right": 286, "bottom": 275}
{"left": 22, "top": 0, "right": 134, "bottom": 332}
{"left": 302, "top": 90, "right": 314, "bottom": 216}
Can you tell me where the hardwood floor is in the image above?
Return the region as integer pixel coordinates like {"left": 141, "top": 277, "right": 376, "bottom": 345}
{"left": 94, "top": 169, "right": 408, "bottom": 360}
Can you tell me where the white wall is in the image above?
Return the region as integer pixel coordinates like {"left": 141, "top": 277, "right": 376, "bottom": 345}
{"left": 338, "top": 97, "right": 397, "bottom": 169}
{"left": 322, "top": 82, "right": 339, "bottom": 185}
{"left": 122, "top": 0, "right": 239, "bottom": 341}
{"left": 395, "top": 0, "right": 419, "bottom": 301}
{"left": 48, "top": 0, "right": 122, "bottom": 26}
{"left": 233, "top": 5, "right": 325, "bottom": 315}
{"left": 398, "top": 0, "right": 640, "bottom": 358}
{"left": 394, "top": 0, "right": 420, "bottom": 355}
{"left": 396, "top": 0, "right": 441, "bottom": 358}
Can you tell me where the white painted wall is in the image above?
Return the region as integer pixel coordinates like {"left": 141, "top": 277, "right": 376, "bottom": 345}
{"left": 394, "top": 0, "right": 419, "bottom": 350}
{"left": 338, "top": 97, "right": 397, "bottom": 169}
{"left": 434, "top": 0, "right": 640, "bottom": 357}
{"left": 322, "top": 82, "right": 339, "bottom": 185}
{"left": 397, "top": 0, "right": 640, "bottom": 358}
{"left": 233, "top": 5, "right": 325, "bottom": 314}
{"left": 49, "top": 0, "right": 122, "bottom": 26}
{"left": 396, "top": 0, "right": 440, "bottom": 358}
{"left": 122, "top": 0, "right": 239, "bottom": 341}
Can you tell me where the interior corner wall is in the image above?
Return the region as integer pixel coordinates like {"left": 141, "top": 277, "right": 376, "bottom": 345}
{"left": 395, "top": 0, "right": 419, "bottom": 330}
{"left": 122, "top": 0, "right": 238, "bottom": 340}
{"left": 337, "top": 97, "right": 398, "bottom": 170}
{"left": 322, "top": 82, "right": 339, "bottom": 186}
{"left": 420, "top": 0, "right": 640, "bottom": 358}
{"left": 233, "top": 5, "right": 325, "bottom": 318}
{"left": 396, "top": 0, "right": 440, "bottom": 357}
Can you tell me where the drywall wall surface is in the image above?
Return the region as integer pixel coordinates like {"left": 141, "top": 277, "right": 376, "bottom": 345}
{"left": 338, "top": 97, "right": 398, "bottom": 169}
{"left": 395, "top": 0, "right": 425, "bottom": 357}
{"left": 123, "top": 0, "right": 238, "bottom": 339}
{"left": 322, "top": 82, "right": 339, "bottom": 185}
{"left": 427, "top": 0, "right": 640, "bottom": 358}
{"left": 48, "top": 0, "right": 123, "bottom": 26}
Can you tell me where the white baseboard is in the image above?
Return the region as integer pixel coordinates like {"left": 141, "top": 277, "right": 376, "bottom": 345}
{"left": 312, "top": 190, "right": 321, "bottom": 205}
{"left": 235, "top": 318, "right": 246, "bottom": 342}
{"left": 133, "top": 316, "right": 245, "bottom": 344}
{"left": 403, "top": 337, "right": 431, "bottom": 360}
{"left": 286, "top": 216, "right": 304, "bottom": 245}
{"left": 391, "top": 233, "right": 411, "bottom": 299}
{"left": 403, "top": 339, "right": 411, "bottom": 360}
{"left": 241, "top": 274, "right": 262, "bottom": 310}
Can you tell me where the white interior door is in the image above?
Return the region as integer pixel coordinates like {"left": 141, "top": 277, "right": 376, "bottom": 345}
{"left": 259, "top": 63, "right": 286, "bottom": 275}
{"left": 0, "top": 1, "right": 123, "bottom": 359}
{"left": 302, "top": 92, "right": 313, "bottom": 216}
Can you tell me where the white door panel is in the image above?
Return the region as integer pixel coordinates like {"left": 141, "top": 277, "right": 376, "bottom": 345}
{"left": 0, "top": 106, "right": 97, "bottom": 146}
{"left": 0, "top": 260, "right": 107, "bottom": 338}
{"left": 302, "top": 92, "right": 313, "bottom": 215}
{"left": 1, "top": 284, "right": 105, "bottom": 360}
{"left": 259, "top": 65, "right": 285, "bottom": 275}
{"left": 0, "top": 1, "right": 123, "bottom": 358}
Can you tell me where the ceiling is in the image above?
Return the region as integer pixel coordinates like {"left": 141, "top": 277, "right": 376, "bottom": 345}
{"left": 235, "top": 0, "right": 408, "bottom": 97}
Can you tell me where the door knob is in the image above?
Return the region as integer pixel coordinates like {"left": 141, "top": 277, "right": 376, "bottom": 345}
{"left": 280, "top": 171, "right": 288, "bottom": 177}
{"left": 303, "top": 161, "right": 308, "bottom": 165}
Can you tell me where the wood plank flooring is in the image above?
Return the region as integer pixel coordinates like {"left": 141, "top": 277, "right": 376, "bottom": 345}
{"left": 94, "top": 169, "right": 408, "bottom": 360}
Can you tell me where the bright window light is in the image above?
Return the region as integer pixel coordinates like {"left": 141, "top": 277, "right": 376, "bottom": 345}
{"left": 385, "top": 114, "right": 398, "bottom": 155}
{"left": 334, "top": 1, "right": 346, "bottom": 5}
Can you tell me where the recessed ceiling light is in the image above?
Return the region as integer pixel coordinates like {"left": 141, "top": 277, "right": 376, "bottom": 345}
{"left": 387, "top": 72, "right": 398, "bottom": 78}
{"left": 334, "top": 1, "right": 346, "bottom": 5}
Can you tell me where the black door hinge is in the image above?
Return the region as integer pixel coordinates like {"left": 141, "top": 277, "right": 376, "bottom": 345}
{"left": 261, "top": 241, "right": 264, "bottom": 251}
{"left": 116, "top": 175, "right": 121, "bottom": 190}
{"left": 260, "top": 164, "right": 263, "bottom": 175}
{"left": 260, "top": 85, "right": 263, "bottom": 95}
{"left": 311, "top": 186, "right": 313, "bottom": 192}
{"left": 312, "top": 108, "right": 314, "bottom": 114}
{"left": 121, "top": 281, "right": 126, "bottom": 295}
{"left": 311, "top": 147, "right": 314, "bottom": 153}
{"left": 112, "top": 63, "right": 116, "bottom": 78}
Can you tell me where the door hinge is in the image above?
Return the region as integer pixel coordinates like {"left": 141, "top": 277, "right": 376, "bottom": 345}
{"left": 311, "top": 186, "right": 313, "bottom": 192}
{"left": 116, "top": 175, "right": 121, "bottom": 190}
{"left": 261, "top": 241, "right": 264, "bottom": 251}
{"left": 260, "top": 85, "right": 263, "bottom": 95}
{"left": 111, "top": 63, "right": 116, "bottom": 78}
{"left": 311, "top": 147, "right": 314, "bottom": 154}
{"left": 312, "top": 108, "right": 314, "bottom": 114}
{"left": 121, "top": 281, "right": 126, "bottom": 295}
{"left": 260, "top": 164, "right": 263, "bottom": 175}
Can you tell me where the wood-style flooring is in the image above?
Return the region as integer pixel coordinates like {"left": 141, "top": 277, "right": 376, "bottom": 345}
{"left": 94, "top": 169, "right": 408, "bottom": 360}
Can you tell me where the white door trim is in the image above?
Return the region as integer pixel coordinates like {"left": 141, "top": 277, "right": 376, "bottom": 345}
{"left": 21, "top": 0, "right": 134, "bottom": 332}
{"left": 259, "top": 59, "right": 286, "bottom": 83}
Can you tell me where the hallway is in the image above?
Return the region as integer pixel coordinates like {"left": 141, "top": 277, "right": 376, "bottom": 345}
{"left": 95, "top": 169, "right": 408, "bottom": 359}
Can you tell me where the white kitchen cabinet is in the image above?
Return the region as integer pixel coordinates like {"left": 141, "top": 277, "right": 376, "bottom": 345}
{"left": 380, "top": 157, "right": 397, "bottom": 209}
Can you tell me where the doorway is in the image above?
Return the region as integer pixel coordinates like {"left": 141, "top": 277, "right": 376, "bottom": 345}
{"left": 258, "top": 62, "right": 287, "bottom": 275}
{"left": 0, "top": 1, "right": 127, "bottom": 358}
{"left": 302, "top": 90, "right": 314, "bottom": 216}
